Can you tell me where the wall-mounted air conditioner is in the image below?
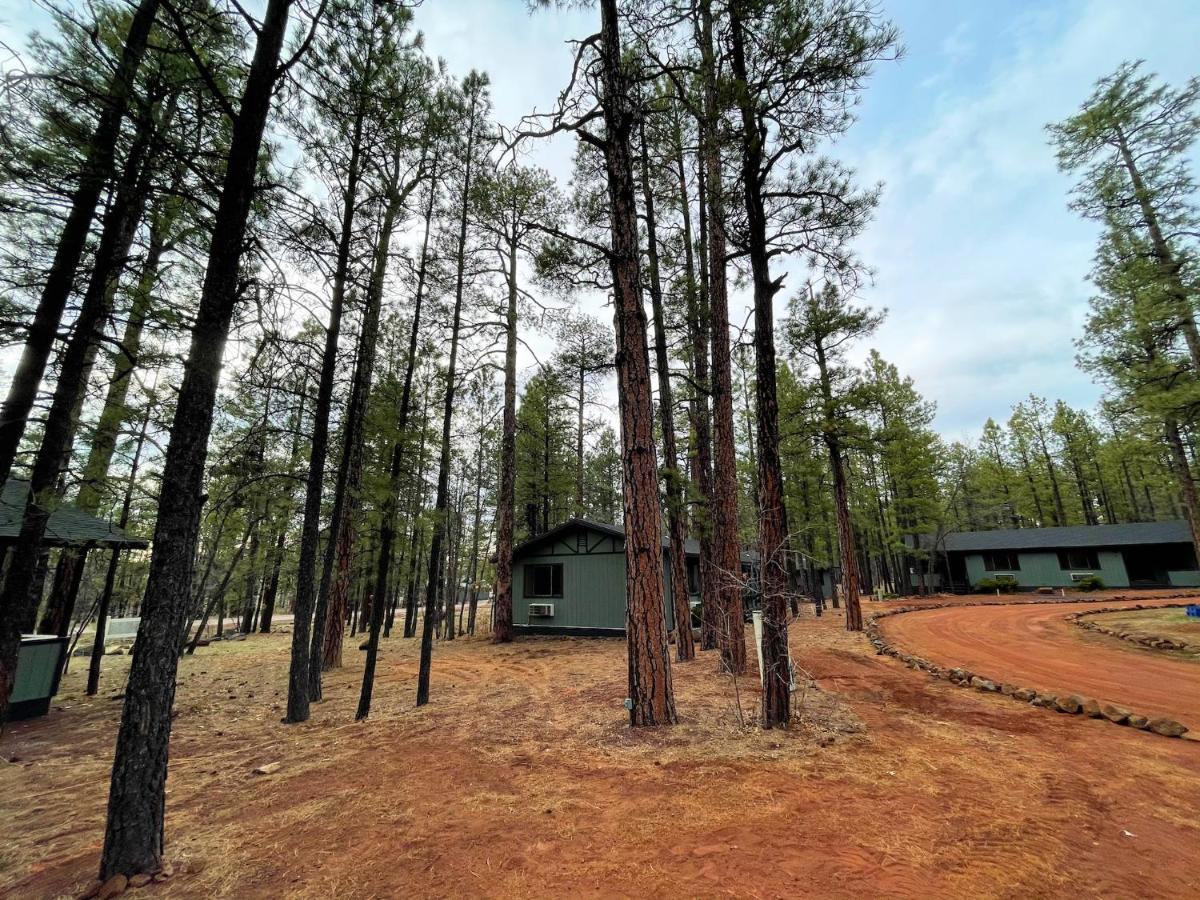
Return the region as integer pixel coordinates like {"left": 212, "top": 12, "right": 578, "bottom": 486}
{"left": 529, "top": 603, "right": 554, "bottom": 617}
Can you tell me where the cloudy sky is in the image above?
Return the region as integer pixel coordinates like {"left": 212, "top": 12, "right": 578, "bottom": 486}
{"left": 2, "top": 0, "right": 1198, "bottom": 441}
{"left": 415, "top": 0, "right": 1200, "bottom": 440}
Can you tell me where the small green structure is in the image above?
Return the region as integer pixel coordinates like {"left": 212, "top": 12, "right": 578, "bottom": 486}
{"left": 2, "top": 477, "right": 148, "bottom": 719}
{"left": 9, "top": 635, "right": 69, "bottom": 720}
{"left": 512, "top": 518, "right": 705, "bottom": 635}
{"left": 943, "top": 520, "right": 1200, "bottom": 591}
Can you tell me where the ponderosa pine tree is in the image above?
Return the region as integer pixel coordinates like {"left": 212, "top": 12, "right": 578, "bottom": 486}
{"left": 786, "top": 283, "right": 883, "bottom": 633}
{"left": 285, "top": 0, "right": 421, "bottom": 721}
{"left": 473, "top": 162, "right": 564, "bottom": 642}
{"left": 101, "top": 0, "right": 306, "bottom": 877}
{"left": 0, "top": 0, "right": 161, "bottom": 488}
{"left": 417, "top": 70, "right": 490, "bottom": 707}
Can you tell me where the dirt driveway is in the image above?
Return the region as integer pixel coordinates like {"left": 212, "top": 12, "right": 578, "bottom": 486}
{"left": 878, "top": 598, "right": 1200, "bottom": 727}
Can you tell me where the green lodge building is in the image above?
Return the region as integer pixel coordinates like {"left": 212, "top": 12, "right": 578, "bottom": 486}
{"left": 512, "top": 518, "right": 731, "bottom": 635}
{"left": 942, "top": 520, "right": 1200, "bottom": 591}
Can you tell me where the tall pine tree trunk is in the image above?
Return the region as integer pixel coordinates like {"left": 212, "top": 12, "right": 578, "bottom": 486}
{"left": 674, "top": 106, "right": 719, "bottom": 652}
{"left": 88, "top": 404, "right": 151, "bottom": 696}
{"left": 285, "top": 98, "right": 366, "bottom": 723}
{"left": 357, "top": 147, "right": 435, "bottom": 719}
{"left": 42, "top": 205, "right": 169, "bottom": 636}
{"left": 101, "top": 0, "right": 294, "bottom": 875}
{"left": 699, "top": 0, "right": 745, "bottom": 675}
{"left": 0, "top": 91, "right": 162, "bottom": 712}
{"left": 599, "top": 0, "right": 676, "bottom": 725}
{"left": 729, "top": 1, "right": 790, "bottom": 724}
{"left": 418, "top": 81, "right": 481, "bottom": 704}
{"left": 493, "top": 230, "right": 519, "bottom": 643}
{"left": 639, "top": 119, "right": 693, "bottom": 663}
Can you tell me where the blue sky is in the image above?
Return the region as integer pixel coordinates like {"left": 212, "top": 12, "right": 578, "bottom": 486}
{"left": 2, "top": 0, "right": 1198, "bottom": 441}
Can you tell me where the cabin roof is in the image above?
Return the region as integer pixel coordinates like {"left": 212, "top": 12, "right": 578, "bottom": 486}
{"left": 510, "top": 517, "right": 758, "bottom": 562}
{"left": 0, "top": 479, "right": 149, "bottom": 549}
{"left": 942, "top": 520, "right": 1192, "bottom": 552}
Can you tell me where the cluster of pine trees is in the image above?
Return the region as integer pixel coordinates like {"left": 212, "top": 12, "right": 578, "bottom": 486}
{"left": 0, "top": 0, "right": 1195, "bottom": 881}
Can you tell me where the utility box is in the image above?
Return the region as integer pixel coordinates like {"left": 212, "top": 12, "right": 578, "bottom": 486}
{"left": 8, "top": 635, "right": 68, "bottom": 720}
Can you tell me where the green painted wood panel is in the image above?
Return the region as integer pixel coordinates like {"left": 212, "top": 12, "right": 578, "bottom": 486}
{"left": 514, "top": 550, "right": 678, "bottom": 630}
{"left": 964, "top": 550, "right": 1129, "bottom": 589}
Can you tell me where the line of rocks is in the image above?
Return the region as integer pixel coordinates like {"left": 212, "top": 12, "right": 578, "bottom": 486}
{"left": 1067, "top": 603, "right": 1194, "bottom": 653}
{"left": 865, "top": 604, "right": 1190, "bottom": 740}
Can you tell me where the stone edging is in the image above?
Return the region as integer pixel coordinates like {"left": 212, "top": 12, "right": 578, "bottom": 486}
{"left": 865, "top": 598, "right": 1193, "bottom": 739}
{"left": 1066, "top": 603, "right": 1195, "bottom": 652}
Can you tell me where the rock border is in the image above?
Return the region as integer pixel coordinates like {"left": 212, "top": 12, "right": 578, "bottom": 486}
{"left": 865, "top": 597, "right": 1192, "bottom": 740}
{"left": 1066, "top": 603, "right": 1196, "bottom": 653}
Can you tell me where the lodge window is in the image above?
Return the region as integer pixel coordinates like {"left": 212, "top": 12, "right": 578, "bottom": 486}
{"left": 982, "top": 551, "right": 1020, "bottom": 572}
{"left": 524, "top": 563, "right": 563, "bottom": 598}
{"left": 686, "top": 559, "right": 700, "bottom": 595}
{"left": 1057, "top": 549, "right": 1100, "bottom": 570}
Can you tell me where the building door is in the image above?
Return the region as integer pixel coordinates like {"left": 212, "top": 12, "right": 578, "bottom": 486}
{"left": 1122, "top": 549, "right": 1168, "bottom": 586}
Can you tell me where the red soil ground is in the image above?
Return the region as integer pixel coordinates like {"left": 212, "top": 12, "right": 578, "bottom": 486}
{"left": 879, "top": 597, "right": 1200, "bottom": 727}
{"left": 1, "top": 601, "right": 1198, "bottom": 898}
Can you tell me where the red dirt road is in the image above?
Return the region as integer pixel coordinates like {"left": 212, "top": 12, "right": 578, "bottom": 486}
{"left": 880, "top": 600, "right": 1200, "bottom": 728}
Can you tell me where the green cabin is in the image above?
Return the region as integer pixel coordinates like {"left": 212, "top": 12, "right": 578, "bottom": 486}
{"left": 942, "top": 520, "right": 1200, "bottom": 591}
{"left": 511, "top": 518, "right": 706, "bottom": 635}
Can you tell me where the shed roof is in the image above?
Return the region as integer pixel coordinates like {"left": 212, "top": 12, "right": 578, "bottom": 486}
{"left": 0, "top": 479, "right": 148, "bottom": 549}
{"left": 943, "top": 520, "right": 1192, "bottom": 552}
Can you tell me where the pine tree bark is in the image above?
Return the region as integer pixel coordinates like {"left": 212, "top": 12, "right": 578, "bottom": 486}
{"left": 698, "top": 0, "right": 745, "bottom": 674}
{"left": 101, "top": 0, "right": 294, "bottom": 876}
{"left": 728, "top": 1, "right": 790, "bottom": 724}
{"left": 676, "top": 109, "right": 720, "bottom": 652}
{"left": 598, "top": 0, "right": 676, "bottom": 725}
{"left": 492, "top": 230, "right": 519, "bottom": 643}
{"left": 639, "top": 119, "right": 694, "bottom": 663}
{"left": 0, "top": 0, "right": 161, "bottom": 484}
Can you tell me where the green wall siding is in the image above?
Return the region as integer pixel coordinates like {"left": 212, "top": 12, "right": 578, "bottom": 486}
{"left": 513, "top": 531, "right": 683, "bottom": 631}
{"left": 965, "top": 550, "right": 1129, "bottom": 589}
{"left": 1168, "top": 570, "right": 1200, "bottom": 587}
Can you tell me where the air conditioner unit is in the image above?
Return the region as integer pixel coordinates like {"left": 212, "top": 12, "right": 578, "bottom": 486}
{"left": 1069, "top": 572, "right": 1095, "bottom": 582}
{"left": 529, "top": 603, "right": 554, "bottom": 617}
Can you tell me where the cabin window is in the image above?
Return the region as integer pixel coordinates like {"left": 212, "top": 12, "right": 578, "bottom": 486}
{"left": 982, "top": 551, "right": 1020, "bottom": 572}
{"left": 524, "top": 563, "right": 563, "bottom": 598}
{"left": 1057, "top": 549, "right": 1100, "bottom": 570}
{"left": 686, "top": 559, "right": 700, "bottom": 595}
{"left": 576, "top": 531, "right": 588, "bottom": 552}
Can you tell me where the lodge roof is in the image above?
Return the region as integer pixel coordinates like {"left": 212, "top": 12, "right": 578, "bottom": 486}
{"left": 0, "top": 478, "right": 149, "bottom": 549}
{"left": 942, "top": 520, "right": 1192, "bottom": 552}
